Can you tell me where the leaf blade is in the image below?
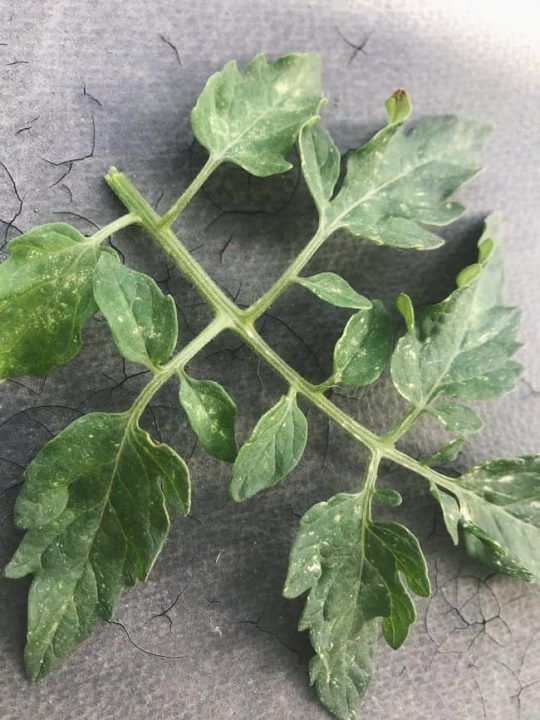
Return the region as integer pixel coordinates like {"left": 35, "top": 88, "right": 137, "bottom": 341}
{"left": 453, "top": 456, "right": 540, "bottom": 581}
{"left": 295, "top": 272, "right": 371, "bottom": 310}
{"left": 298, "top": 121, "right": 341, "bottom": 213}
{"left": 333, "top": 301, "right": 393, "bottom": 386}
{"left": 191, "top": 53, "right": 323, "bottom": 176}
{"left": 427, "top": 401, "right": 484, "bottom": 434}
{"left": 391, "top": 214, "right": 523, "bottom": 436}
{"left": 284, "top": 493, "right": 429, "bottom": 718}
{"left": 230, "top": 393, "right": 307, "bottom": 500}
{"left": 5, "top": 412, "right": 190, "bottom": 681}
{"left": 300, "top": 95, "right": 491, "bottom": 249}
{"left": 0, "top": 223, "right": 102, "bottom": 378}
{"left": 94, "top": 253, "right": 178, "bottom": 368}
{"left": 179, "top": 374, "right": 237, "bottom": 462}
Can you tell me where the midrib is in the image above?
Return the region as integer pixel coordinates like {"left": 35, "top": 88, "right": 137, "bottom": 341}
{"left": 34, "top": 415, "right": 137, "bottom": 674}
{"left": 328, "top": 153, "right": 463, "bottom": 231}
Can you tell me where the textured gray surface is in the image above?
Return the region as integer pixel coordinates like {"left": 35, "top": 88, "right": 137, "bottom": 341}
{"left": 1, "top": 1, "right": 539, "bottom": 718}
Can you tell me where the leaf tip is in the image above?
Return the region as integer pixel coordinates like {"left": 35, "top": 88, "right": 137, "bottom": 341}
{"left": 456, "top": 262, "right": 482, "bottom": 288}
{"left": 385, "top": 89, "right": 412, "bottom": 126}
{"left": 395, "top": 293, "right": 415, "bottom": 331}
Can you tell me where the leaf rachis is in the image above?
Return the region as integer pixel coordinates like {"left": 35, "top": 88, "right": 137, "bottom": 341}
{"left": 1, "top": 52, "right": 537, "bottom": 720}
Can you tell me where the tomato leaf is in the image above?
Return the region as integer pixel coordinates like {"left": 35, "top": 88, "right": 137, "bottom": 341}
{"left": 5, "top": 412, "right": 190, "bottom": 681}
{"left": 299, "top": 92, "right": 490, "bottom": 249}
{"left": 391, "top": 215, "right": 522, "bottom": 436}
{"left": 284, "top": 493, "right": 429, "bottom": 719}
{"left": 431, "top": 456, "right": 540, "bottom": 582}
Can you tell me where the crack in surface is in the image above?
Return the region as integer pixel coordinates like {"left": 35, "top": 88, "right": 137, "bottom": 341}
{"left": 43, "top": 114, "right": 96, "bottom": 187}
{"left": 234, "top": 614, "right": 305, "bottom": 664}
{"left": 158, "top": 34, "right": 182, "bottom": 66}
{"left": 0, "top": 159, "right": 23, "bottom": 246}
{"left": 335, "top": 26, "right": 373, "bottom": 64}
{"left": 105, "top": 619, "right": 186, "bottom": 659}
{"left": 148, "top": 581, "right": 191, "bottom": 629}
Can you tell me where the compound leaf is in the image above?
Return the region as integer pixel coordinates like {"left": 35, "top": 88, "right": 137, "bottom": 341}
{"left": 284, "top": 493, "right": 429, "bottom": 719}
{"left": 94, "top": 253, "right": 178, "bottom": 368}
{"left": 230, "top": 392, "right": 307, "bottom": 500}
{"left": 333, "top": 301, "right": 393, "bottom": 386}
{"left": 5, "top": 412, "right": 190, "bottom": 681}
{"left": 0, "top": 223, "right": 104, "bottom": 379}
{"left": 192, "top": 52, "right": 323, "bottom": 176}
{"left": 179, "top": 374, "right": 237, "bottom": 462}
{"left": 295, "top": 272, "right": 371, "bottom": 310}
{"left": 391, "top": 215, "right": 522, "bottom": 434}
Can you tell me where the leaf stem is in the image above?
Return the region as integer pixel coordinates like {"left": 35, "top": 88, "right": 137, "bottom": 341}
{"left": 382, "top": 406, "right": 423, "bottom": 444}
{"left": 105, "top": 169, "right": 460, "bottom": 498}
{"left": 128, "top": 315, "right": 230, "bottom": 426}
{"left": 361, "top": 449, "right": 381, "bottom": 522}
{"left": 90, "top": 213, "right": 139, "bottom": 245}
{"left": 105, "top": 167, "right": 242, "bottom": 320}
{"left": 245, "top": 221, "right": 330, "bottom": 321}
{"left": 159, "top": 156, "right": 219, "bottom": 230}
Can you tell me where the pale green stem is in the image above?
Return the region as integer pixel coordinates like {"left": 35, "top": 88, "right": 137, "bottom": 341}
{"left": 106, "top": 167, "right": 242, "bottom": 320}
{"left": 90, "top": 213, "right": 139, "bottom": 245}
{"left": 246, "top": 222, "right": 330, "bottom": 321}
{"left": 382, "top": 406, "right": 424, "bottom": 444}
{"left": 105, "top": 168, "right": 462, "bottom": 497}
{"left": 128, "top": 315, "right": 229, "bottom": 426}
{"left": 159, "top": 156, "right": 219, "bottom": 230}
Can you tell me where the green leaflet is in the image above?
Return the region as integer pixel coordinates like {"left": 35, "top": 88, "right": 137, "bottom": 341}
{"left": 5, "top": 412, "right": 190, "bottom": 681}
{"left": 230, "top": 392, "right": 307, "bottom": 500}
{"left": 391, "top": 214, "right": 523, "bottom": 434}
{"left": 431, "top": 456, "right": 540, "bottom": 582}
{"left": 298, "top": 121, "right": 341, "bottom": 213}
{"left": 295, "top": 272, "right": 371, "bottom": 309}
{"left": 425, "top": 437, "right": 465, "bottom": 467}
{"left": 283, "top": 493, "right": 430, "bottom": 720}
{"left": 427, "top": 401, "right": 483, "bottom": 434}
{"left": 299, "top": 93, "right": 490, "bottom": 249}
{"left": 0, "top": 223, "right": 105, "bottom": 379}
{"left": 384, "top": 88, "right": 412, "bottom": 126}
{"left": 178, "top": 373, "right": 237, "bottom": 462}
{"left": 333, "top": 300, "right": 393, "bottom": 385}
{"left": 374, "top": 487, "right": 403, "bottom": 507}
{"left": 395, "top": 292, "right": 415, "bottom": 331}
{"left": 94, "top": 253, "right": 178, "bottom": 368}
{"left": 191, "top": 52, "right": 323, "bottom": 176}
{"left": 429, "top": 482, "right": 462, "bottom": 543}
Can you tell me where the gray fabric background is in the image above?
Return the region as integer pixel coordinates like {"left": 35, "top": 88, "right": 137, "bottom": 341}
{"left": 0, "top": 1, "right": 539, "bottom": 718}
